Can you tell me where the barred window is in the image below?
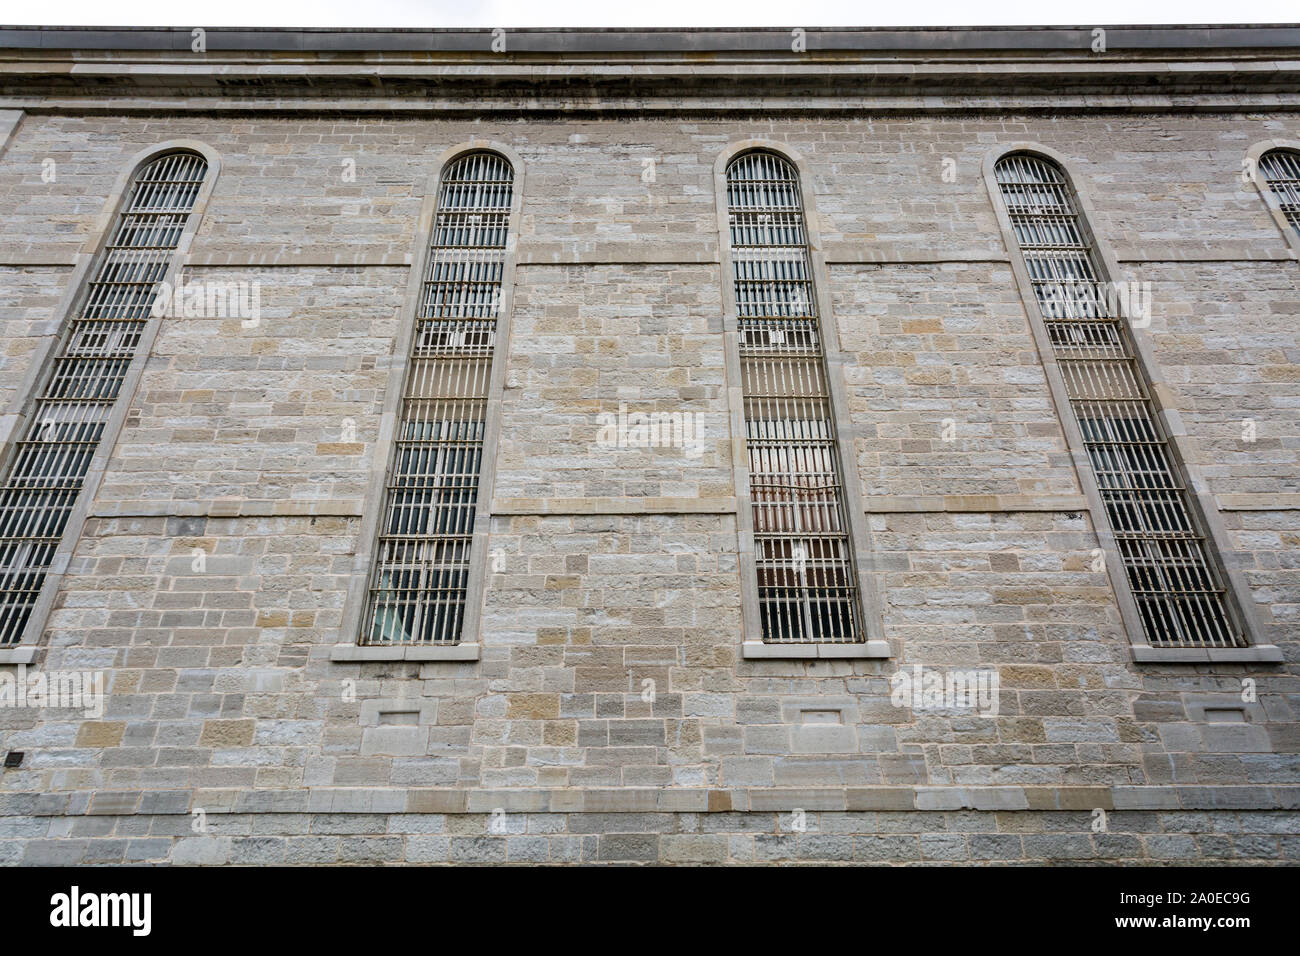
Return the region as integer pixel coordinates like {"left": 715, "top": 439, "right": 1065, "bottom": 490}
{"left": 361, "top": 151, "right": 512, "bottom": 645}
{"left": 0, "top": 151, "right": 208, "bottom": 646}
{"left": 995, "top": 153, "right": 1243, "bottom": 649}
{"left": 1258, "top": 149, "right": 1300, "bottom": 237}
{"left": 725, "top": 151, "right": 863, "bottom": 644}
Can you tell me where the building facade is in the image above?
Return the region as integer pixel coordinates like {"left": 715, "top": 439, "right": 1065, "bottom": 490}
{"left": 0, "top": 24, "right": 1297, "bottom": 865}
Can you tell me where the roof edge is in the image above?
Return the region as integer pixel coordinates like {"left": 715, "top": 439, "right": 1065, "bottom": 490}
{"left": 2, "top": 23, "right": 1300, "bottom": 53}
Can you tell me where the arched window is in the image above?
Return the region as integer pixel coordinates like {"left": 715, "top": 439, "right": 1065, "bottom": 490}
{"left": 724, "top": 151, "right": 863, "bottom": 644}
{"left": 362, "top": 151, "right": 513, "bottom": 645}
{"left": 994, "top": 153, "right": 1243, "bottom": 649}
{"left": 0, "top": 150, "right": 209, "bottom": 646}
{"left": 1258, "top": 148, "right": 1300, "bottom": 237}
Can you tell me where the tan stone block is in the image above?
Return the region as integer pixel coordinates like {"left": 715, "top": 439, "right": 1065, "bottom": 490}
{"left": 109, "top": 671, "right": 142, "bottom": 694}
{"left": 139, "top": 669, "right": 177, "bottom": 693}
{"left": 988, "top": 552, "right": 1020, "bottom": 572}
{"left": 999, "top": 665, "right": 1057, "bottom": 688}
{"left": 506, "top": 694, "right": 559, "bottom": 720}
{"left": 902, "top": 319, "right": 944, "bottom": 333}
{"left": 406, "top": 789, "right": 466, "bottom": 813}
{"left": 200, "top": 719, "right": 255, "bottom": 748}
{"left": 76, "top": 721, "right": 125, "bottom": 748}
{"left": 543, "top": 720, "right": 577, "bottom": 746}
{"left": 996, "top": 717, "right": 1047, "bottom": 743}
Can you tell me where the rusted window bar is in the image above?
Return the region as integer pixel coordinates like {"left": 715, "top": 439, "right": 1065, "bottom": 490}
{"left": 0, "top": 151, "right": 208, "bottom": 646}
{"left": 995, "top": 154, "right": 1243, "bottom": 649}
{"left": 1259, "top": 149, "right": 1300, "bottom": 236}
{"left": 361, "top": 151, "right": 512, "bottom": 644}
{"left": 726, "top": 151, "right": 863, "bottom": 643}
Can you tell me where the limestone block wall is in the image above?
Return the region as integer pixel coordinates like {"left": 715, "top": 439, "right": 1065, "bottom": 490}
{"left": 0, "top": 107, "right": 1295, "bottom": 863}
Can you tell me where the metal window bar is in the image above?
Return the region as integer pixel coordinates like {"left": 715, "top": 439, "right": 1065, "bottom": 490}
{"left": 726, "top": 151, "right": 863, "bottom": 643}
{"left": 995, "top": 154, "right": 1243, "bottom": 649}
{"left": 1259, "top": 149, "right": 1300, "bottom": 237}
{"left": 361, "top": 151, "right": 513, "bottom": 644}
{"left": 0, "top": 151, "right": 207, "bottom": 646}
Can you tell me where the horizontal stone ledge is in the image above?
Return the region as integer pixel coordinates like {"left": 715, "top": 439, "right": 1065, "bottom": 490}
{"left": 0, "top": 645, "right": 37, "bottom": 665}
{"left": 863, "top": 494, "right": 1089, "bottom": 513}
{"left": 823, "top": 245, "right": 1010, "bottom": 265}
{"left": 518, "top": 245, "right": 719, "bottom": 266}
{"left": 742, "top": 640, "right": 891, "bottom": 660}
{"left": 9, "top": 62, "right": 1300, "bottom": 91}
{"left": 79, "top": 493, "right": 1298, "bottom": 522}
{"left": 1131, "top": 644, "right": 1284, "bottom": 664}
{"left": 10, "top": 784, "right": 1297, "bottom": 817}
{"left": 1216, "top": 493, "right": 1300, "bottom": 511}
{"left": 515, "top": 248, "right": 1018, "bottom": 267}
{"left": 15, "top": 95, "right": 1300, "bottom": 116}
{"left": 329, "top": 643, "right": 480, "bottom": 662}
{"left": 92, "top": 497, "right": 740, "bottom": 521}
{"left": 186, "top": 251, "right": 411, "bottom": 268}
{"left": 9, "top": 25, "right": 1300, "bottom": 53}
{"left": 1115, "top": 243, "right": 1298, "bottom": 263}
{"left": 1, "top": 248, "right": 1025, "bottom": 271}
{"left": 8, "top": 246, "right": 1293, "bottom": 271}
{"left": 87, "top": 499, "right": 364, "bottom": 519}
{"left": 0, "top": 252, "right": 79, "bottom": 267}
{"left": 11, "top": 57, "right": 1300, "bottom": 78}
{"left": 490, "top": 496, "right": 737, "bottom": 515}
{"left": 34, "top": 55, "right": 1298, "bottom": 77}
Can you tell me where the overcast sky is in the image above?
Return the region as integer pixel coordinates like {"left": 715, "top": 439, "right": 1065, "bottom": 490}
{"left": 11, "top": 1, "right": 1299, "bottom": 28}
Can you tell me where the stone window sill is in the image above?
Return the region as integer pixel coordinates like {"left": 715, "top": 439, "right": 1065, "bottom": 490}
{"left": 742, "top": 641, "right": 891, "bottom": 660}
{"left": 1131, "top": 644, "right": 1283, "bottom": 664}
{"left": 0, "top": 646, "right": 36, "bottom": 665}
{"left": 329, "top": 643, "right": 480, "bottom": 662}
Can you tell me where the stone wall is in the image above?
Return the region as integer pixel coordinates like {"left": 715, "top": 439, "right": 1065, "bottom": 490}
{"left": 3, "top": 800, "right": 1298, "bottom": 865}
{"left": 0, "top": 107, "right": 1296, "bottom": 863}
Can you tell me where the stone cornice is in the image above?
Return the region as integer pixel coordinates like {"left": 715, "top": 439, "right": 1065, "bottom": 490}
{"left": 2, "top": 25, "right": 1300, "bottom": 112}
{"left": 3, "top": 24, "right": 1300, "bottom": 53}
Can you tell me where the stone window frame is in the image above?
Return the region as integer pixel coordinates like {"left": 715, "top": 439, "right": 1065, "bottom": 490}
{"left": 1245, "top": 139, "right": 1300, "bottom": 259}
{"left": 332, "top": 141, "right": 524, "bottom": 664}
{"left": 982, "top": 142, "right": 1279, "bottom": 664}
{"left": 0, "top": 139, "right": 222, "bottom": 667}
{"left": 712, "top": 140, "right": 889, "bottom": 661}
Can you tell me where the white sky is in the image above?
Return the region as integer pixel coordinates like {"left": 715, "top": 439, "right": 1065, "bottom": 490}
{"left": 9, "top": 1, "right": 1299, "bottom": 28}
